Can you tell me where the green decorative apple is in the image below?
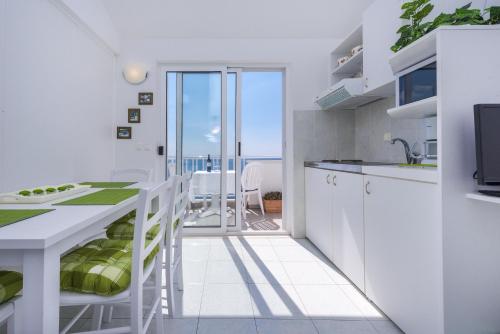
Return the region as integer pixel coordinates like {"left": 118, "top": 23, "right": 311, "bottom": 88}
{"left": 33, "top": 189, "right": 44, "bottom": 195}
{"left": 18, "top": 190, "right": 31, "bottom": 197}
{"left": 57, "top": 186, "right": 67, "bottom": 192}
{"left": 46, "top": 187, "right": 57, "bottom": 193}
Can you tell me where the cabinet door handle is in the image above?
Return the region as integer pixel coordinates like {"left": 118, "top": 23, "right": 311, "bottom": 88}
{"left": 326, "top": 174, "right": 331, "bottom": 184}
{"left": 365, "top": 181, "right": 371, "bottom": 194}
{"left": 332, "top": 175, "right": 337, "bottom": 186}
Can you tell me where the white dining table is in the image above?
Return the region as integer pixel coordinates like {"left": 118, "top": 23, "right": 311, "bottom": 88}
{"left": 191, "top": 171, "right": 236, "bottom": 218}
{"left": 0, "top": 182, "right": 155, "bottom": 334}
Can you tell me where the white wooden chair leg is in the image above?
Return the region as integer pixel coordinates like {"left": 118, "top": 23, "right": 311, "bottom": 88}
{"left": 155, "top": 255, "right": 164, "bottom": 334}
{"left": 102, "top": 305, "right": 113, "bottom": 324}
{"left": 91, "top": 305, "right": 104, "bottom": 330}
{"left": 165, "top": 269, "right": 175, "bottom": 318}
{"left": 258, "top": 189, "right": 265, "bottom": 216}
{"left": 6, "top": 314, "right": 15, "bottom": 334}
{"left": 242, "top": 193, "right": 247, "bottom": 219}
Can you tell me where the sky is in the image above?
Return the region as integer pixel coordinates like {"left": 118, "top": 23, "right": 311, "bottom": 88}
{"left": 167, "top": 71, "right": 282, "bottom": 159}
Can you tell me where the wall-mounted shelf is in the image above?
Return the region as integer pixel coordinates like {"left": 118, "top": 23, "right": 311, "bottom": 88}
{"left": 466, "top": 193, "right": 500, "bottom": 204}
{"left": 389, "top": 31, "right": 436, "bottom": 74}
{"left": 387, "top": 96, "right": 437, "bottom": 119}
{"left": 332, "top": 50, "right": 363, "bottom": 75}
{"left": 331, "top": 24, "right": 363, "bottom": 58}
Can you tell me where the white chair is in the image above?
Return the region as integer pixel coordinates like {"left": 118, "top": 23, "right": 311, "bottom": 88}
{"left": 0, "top": 298, "right": 22, "bottom": 334}
{"left": 241, "top": 162, "right": 265, "bottom": 218}
{"left": 111, "top": 168, "right": 153, "bottom": 182}
{"left": 167, "top": 163, "right": 176, "bottom": 179}
{"left": 59, "top": 178, "right": 179, "bottom": 334}
{"left": 164, "top": 173, "right": 191, "bottom": 317}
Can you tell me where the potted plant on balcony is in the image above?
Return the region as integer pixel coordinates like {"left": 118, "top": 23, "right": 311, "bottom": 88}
{"left": 263, "top": 191, "right": 282, "bottom": 213}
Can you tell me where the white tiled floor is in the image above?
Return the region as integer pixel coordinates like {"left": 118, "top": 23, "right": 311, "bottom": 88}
{"left": 51, "top": 235, "right": 404, "bottom": 334}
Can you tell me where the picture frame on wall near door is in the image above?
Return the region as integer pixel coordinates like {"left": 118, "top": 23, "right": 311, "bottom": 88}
{"left": 128, "top": 108, "right": 141, "bottom": 123}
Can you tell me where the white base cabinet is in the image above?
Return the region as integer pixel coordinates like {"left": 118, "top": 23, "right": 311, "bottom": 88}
{"left": 332, "top": 171, "right": 365, "bottom": 291}
{"left": 305, "top": 167, "right": 334, "bottom": 260}
{"left": 305, "top": 167, "right": 365, "bottom": 291}
{"left": 364, "top": 175, "right": 442, "bottom": 334}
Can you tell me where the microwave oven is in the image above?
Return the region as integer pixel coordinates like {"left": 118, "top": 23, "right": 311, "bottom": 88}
{"left": 396, "top": 56, "right": 437, "bottom": 107}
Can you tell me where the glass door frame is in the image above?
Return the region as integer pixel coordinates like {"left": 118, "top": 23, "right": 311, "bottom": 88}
{"left": 162, "top": 65, "right": 243, "bottom": 235}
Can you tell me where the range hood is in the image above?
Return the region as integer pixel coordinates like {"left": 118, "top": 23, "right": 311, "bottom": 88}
{"left": 314, "top": 78, "right": 381, "bottom": 111}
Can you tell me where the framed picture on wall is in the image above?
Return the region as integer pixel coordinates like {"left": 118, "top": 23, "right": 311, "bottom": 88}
{"left": 138, "top": 92, "right": 153, "bottom": 105}
{"left": 117, "top": 126, "right": 132, "bottom": 139}
{"left": 128, "top": 108, "right": 141, "bottom": 123}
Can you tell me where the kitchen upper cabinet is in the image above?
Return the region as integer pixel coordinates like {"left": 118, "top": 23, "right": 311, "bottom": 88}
{"left": 305, "top": 167, "right": 334, "bottom": 260}
{"left": 362, "top": 0, "right": 401, "bottom": 93}
{"left": 332, "top": 171, "right": 365, "bottom": 291}
{"left": 364, "top": 175, "right": 442, "bottom": 334}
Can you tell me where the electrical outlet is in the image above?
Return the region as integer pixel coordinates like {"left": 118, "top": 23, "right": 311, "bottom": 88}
{"left": 383, "top": 132, "right": 392, "bottom": 142}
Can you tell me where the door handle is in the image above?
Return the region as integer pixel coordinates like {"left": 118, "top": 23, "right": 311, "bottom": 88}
{"left": 238, "top": 142, "right": 241, "bottom": 157}
{"left": 365, "top": 181, "right": 371, "bottom": 194}
{"left": 332, "top": 175, "right": 337, "bottom": 186}
{"left": 326, "top": 174, "right": 331, "bottom": 184}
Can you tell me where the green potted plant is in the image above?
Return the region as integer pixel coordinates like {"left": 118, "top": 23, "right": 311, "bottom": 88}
{"left": 391, "top": 1, "right": 500, "bottom": 52}
{"left": 263, "top": 191, "right": 282, "bottom": 214}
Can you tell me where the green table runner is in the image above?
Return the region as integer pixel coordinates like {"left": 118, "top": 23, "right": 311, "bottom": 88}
{"left": 79, "top": 182, "right": 137, "bottom": 188}
{"left": 0, "top": 209, "right": 54, "bottom": 228}
{"left": 55, "top": 189, "right": 140, "bottom": 206}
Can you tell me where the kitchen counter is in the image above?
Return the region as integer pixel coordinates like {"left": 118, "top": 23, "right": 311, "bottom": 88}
{"left": 304, "top": 160, "right": 395, "bottom": 174}
{"left": 305, "top": 161, "right": 438, "bottom": 183}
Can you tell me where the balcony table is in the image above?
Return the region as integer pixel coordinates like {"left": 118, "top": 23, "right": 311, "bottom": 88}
{"left": 0, "top": 182, "right": 156, "bottom": 334}
{"left": 191, "top": 170, "right": 236, "bottom": 218}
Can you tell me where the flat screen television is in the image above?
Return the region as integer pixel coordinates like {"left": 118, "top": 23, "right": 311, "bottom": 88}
{"left": 474, "top": 104, "right": 500, "bottom": 185}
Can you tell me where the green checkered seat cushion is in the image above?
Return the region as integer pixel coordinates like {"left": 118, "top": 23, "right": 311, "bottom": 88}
{"left": 106, "top": 211, "right": 159, "bottom": 241}
{"left": 0, "top": 271, "right": 22, "bottom": 304}
{"left": 60, "top": 238, "right": 158, "bottom": 296}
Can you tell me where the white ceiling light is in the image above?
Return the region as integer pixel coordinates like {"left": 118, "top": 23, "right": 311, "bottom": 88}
{"left": 123, "top": 64, "right": 148, "bottom": 84}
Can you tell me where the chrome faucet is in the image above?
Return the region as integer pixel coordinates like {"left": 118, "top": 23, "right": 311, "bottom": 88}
{"left": 390, "top": 138, "right": 422, "bottom": 164}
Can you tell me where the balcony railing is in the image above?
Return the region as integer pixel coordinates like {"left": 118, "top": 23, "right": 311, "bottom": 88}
{"left": 166, "top": 156, "right": 281, "bottom": 174}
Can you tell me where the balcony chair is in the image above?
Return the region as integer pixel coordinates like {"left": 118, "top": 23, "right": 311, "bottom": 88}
{"left": 241, "top": 162, "right": 265, "bottom": 218}
{"left": 0, "top": 271, "right": 23, "bottom": 334}
{"left": 111, "top": 168, "right": 153, "bottom": 182}
{"left": 59, "top": 178, "right": 179, "bottom": 334}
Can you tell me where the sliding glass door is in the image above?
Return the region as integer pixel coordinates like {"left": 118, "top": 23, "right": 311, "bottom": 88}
{"left": 166, "top": 67, "right": 239, "bottom": 233}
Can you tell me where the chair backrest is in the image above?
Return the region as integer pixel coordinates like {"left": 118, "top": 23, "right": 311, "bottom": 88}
{"left": 169, "top": 173, "right": 191, "bottom": 238}
{"left": 167, "top": 163, "right": 176, "bottom": 179}
{"left": 130, "top": 177, "right": 178, "bottom": 330}
{"left": 111, "top": 168, "right": 153, "bottom": 182}
{"left": 241, "top": 162, "right": 263, "bottom": 191}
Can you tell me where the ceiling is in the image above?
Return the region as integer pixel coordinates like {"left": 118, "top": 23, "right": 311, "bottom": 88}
{"left": 102, "top": 0, "right": 374, "bottom": 39}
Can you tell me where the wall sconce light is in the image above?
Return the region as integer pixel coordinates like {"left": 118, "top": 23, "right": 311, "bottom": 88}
{"left": 123, "top": 64, "right": 148, "bottom": 85}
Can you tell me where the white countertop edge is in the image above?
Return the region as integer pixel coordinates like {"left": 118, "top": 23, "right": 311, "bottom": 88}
{"left": 362, "top": 165, "right": 438, "bottom": 184}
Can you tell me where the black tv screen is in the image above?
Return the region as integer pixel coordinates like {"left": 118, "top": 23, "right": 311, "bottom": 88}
{"left": 474, "top": 104, "right": 500, "bottom": 185}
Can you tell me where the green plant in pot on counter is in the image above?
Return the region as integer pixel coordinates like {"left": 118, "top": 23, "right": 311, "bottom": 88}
{"left": 391, "top": 1, "right": 500, "bottom": 52}
{"left": 18, "top": 190, "right": 31, "bottom": 197}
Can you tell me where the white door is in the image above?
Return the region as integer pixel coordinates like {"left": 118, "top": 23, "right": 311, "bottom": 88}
{"left": 305, "top": 167, "right": 334, "bottom": 260}
{"left": 364, "top": 175, "right": 442, "bottom": 334}
{"left": 166, "top": 67, "right": 234, "bottom": 233}
{"left": 332, "top": 171, "right": 365, "bottom": 291}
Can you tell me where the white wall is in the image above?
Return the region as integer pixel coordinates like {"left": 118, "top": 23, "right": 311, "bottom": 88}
{"left": 60, "top": 0, "right": 120, "bottom": 53}
{"left": 438, "top": 28, "right": 500, "bottom": 334}
{"left": 0, "top": 0, "right": 116, "bottom": 191}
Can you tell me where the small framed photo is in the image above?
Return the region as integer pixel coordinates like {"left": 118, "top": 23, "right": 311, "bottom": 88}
{"left": 128, "top": 108, "right": 141, "bottom": 123}
{"left": 117, "top": 126, "right": 132, "bottom": 139}
{"left": 138, "top": 92, "right": 153, "bottom": 105}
